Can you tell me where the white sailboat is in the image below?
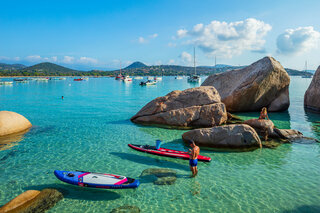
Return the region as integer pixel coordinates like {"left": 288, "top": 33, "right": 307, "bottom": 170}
{"left": 187, "top": 47, "right": 201, "bottom": 83}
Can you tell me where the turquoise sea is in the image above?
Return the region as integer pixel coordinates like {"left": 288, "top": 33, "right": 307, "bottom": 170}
{"left": 0, "top": 76, "right": 319, "bottom": 212}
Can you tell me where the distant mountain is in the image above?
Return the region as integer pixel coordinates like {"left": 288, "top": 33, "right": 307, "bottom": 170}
{"left": 0, "top": 62, "right": 80, "bottom": 76}
{"left": 0, "top": 61, "right": 314, "bottom": 77}
{"left": 125, "top": 61, "right": 147, "bottom": 69}
{"left": 0, "top": 63, "right": 26, "bottom": 70}
{"left": 285, "top": 68, "right": 313, "bottom": 77}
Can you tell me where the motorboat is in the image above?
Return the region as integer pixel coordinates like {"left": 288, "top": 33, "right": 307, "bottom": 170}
{"left": 147, "top": 76, "right": 154, "bottom": 80}
{"left": 74, "top": 78, "right": 84, "bottom": 81}
{"left": 123, "top": 76, "right": 132, "bottom": 82}
{"left": 134, "top": 76, "right": 143, "bottom": 80}
{"left": 0, "top": 81, "right": 13, "bottom": 85}
{"left": 154, "top": 76, "right": 162, "bottom": 81}
{"left": 175, "top": 76, "right": 183, "bottom": 79}
{"left": 36, "top": 77, "right": 49, "bottom": 81}
{"left": 140, "top": 80, "right": 157, "bottom": 86}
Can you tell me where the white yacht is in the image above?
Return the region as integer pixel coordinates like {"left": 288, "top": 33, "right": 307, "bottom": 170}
{"left": 123, "top": 76, "right": 132, "bottom": 82}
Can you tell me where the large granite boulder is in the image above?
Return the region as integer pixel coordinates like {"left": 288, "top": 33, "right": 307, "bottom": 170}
{"left": 0, "top": 189, "right": 63, "bottom": 213}
{"left": 0, "top": 111, "right": 32, "bottom": 137}
{"left": 304, "top": 66, "right": 320, "bottom": 111}
{"left": 243, "top": 119, "right": 275, "bottom": 136}
{"left": 182, "top": 124, "right": 261, "bottom": 150}
{"left": 201, "top": 56, "right": 290, "bottom": 112}
{"left": 131, "top": 86, "right": 227, "bottom": 128}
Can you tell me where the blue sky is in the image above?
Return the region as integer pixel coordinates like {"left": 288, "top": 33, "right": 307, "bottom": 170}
{"left": 0, "top": 0, "right": 320, "bottom": 70}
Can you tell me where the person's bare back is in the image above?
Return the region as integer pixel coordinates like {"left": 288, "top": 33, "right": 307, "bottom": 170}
{"left": 190, "top": 146, "right": 200, "bottom": 159}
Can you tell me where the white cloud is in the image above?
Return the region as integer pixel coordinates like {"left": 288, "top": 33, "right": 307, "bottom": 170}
{"left": 138, "top": 33, "right": 158, "bottom": 44}
{"left": 26, "top": 55, "right": 42, "bottom": 62}
{"left": 177, "top": 29, "right": 188, "bottom": 38}
{"left": 150, "top": 33, "right": 158, "bottom": 38}
{"left": 176, "top": 18, "right": 272, "bottom": 58}
{"left": 62, "top": 56, "right": 75, "bottom": 64}
{"left": 138, "top": 37, "right": 146, "bottom": 44}
{"left": 277, "top": 26, "right": 320, "bottom": 54}
{"left": 180, "top": 51, "right": 192, "bottom": 65}
{"left": 79, "top": 57, "right": 98, "bottom": 64}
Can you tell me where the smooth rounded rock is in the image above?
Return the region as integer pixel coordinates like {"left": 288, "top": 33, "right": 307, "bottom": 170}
{"left": 304, "top": 66, "right": 320, "bottom": 111}
{"left": 0, "top": 111, "right": 32, "bottom": 137}
{"left": 201, "top": 56, "right": 290, "bottom": 112}
{"left": 182, "top": 124, "right": 262, "bottom": 150}
{"left": 131, "top": 86, "right": 227, "bottom": 128}
{"left": 0, "top": 190, "right": 40, "bottom": 213}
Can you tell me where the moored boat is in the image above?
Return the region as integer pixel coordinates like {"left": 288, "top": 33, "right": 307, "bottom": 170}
{"left": 54, "top": 170, "right": 140, "bottom": 189}
{"left": 123, "top": 76, "right": 132, "bottom": 82}
{"left": 74, "top": 78, "right": 84, "bottom": 81}
{"left": 128, "top": 144, "right": 211, "bottom": 162}
{"left": 0, "top": 81, "right": 13, "bottom": 85}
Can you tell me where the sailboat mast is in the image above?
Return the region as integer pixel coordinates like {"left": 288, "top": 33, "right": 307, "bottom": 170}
{"left": 120, "top": 61, "right": 122, "bottom": 75}
{"left": 194, "top": 47, "right": 196, "bottom": 75}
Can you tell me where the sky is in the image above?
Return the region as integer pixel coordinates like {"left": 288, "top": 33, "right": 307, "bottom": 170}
{"left": 0, "top": 0, "right": 320, "bottom": 70}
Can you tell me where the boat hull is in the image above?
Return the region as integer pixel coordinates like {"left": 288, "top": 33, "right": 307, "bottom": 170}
{"left": 54, "top": 170, "right": 140, "bottom": 189}
{"left": 128, "top": 144, "right": 211, "bottom": 162}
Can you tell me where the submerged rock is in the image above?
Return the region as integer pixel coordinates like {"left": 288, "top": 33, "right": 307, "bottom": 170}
{"left": 201, "top": 56, "right": 290, "bottom": 112}
{"left": 140, "top": 168, "right": 177, "bottom": 185}
{"left": 131, "top": 86, "right": 227, "bottom": 128}
{"left": 273, "top": 128, "right": 303, "bottom": 139}
{"left": 0, "top": 190, "right": 40, "bottom": 212}
{"left": 182, "top": 124, "right": 262, "bottom": 150}
{"left": 0, "top": 188, "right": 63, "bottom": 213}
{"left": 0, "top": 111, "right": 32, "bottom": 137}
{"left": 111, "top": 205, "right": 141, "bottom": 213}
{"left": 304, "top": 66, "right": 320, "bottom": 111}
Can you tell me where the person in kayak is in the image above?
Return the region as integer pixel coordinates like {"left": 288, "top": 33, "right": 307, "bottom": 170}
{"left": 188, "top": 140, "right": 200, "bottom": 177}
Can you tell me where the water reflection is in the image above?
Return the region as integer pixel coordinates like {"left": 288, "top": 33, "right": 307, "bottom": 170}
{"left": 0, "top": 129, "right": 29, "bottom": 151}
{"left": 304, "top": 109, "right": 320, "bottom": 138}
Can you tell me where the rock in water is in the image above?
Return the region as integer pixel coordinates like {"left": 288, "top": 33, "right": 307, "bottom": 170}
{"left": 304, "top": 66, "right": 320, "bottom": 111}
{"left": 201, "top": 56, "right": 290, "bottom": 112}
{"left": 0, "top": 189, "right": 63, "bottom": 213}
{"left": 131, "top": 86, "right": 227, "bottom": 128}
{"left": 111, "top": 205, "right": 141, "bottom": 213}
{"left": 182, "top": 124, "right": 262, "bottom": 150}
{"left": 140, "top": 168, "right": 177, "bottom": 185}
{"left": 0, "top": 190, "right": 40, "bottom": 212}
{"left": 0, "top": 111, "right": 32, "bottom": 137}
{"left": 243, "top": 119, "right": 275, "bottom": 136}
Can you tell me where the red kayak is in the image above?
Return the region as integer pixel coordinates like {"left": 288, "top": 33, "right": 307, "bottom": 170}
{"left": 128, "top": 144, "right": 211, "bottom": 162}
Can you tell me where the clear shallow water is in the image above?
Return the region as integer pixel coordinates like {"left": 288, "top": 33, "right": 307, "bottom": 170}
{"left": 0, "top": 76, "right": 319, "bottom": 213}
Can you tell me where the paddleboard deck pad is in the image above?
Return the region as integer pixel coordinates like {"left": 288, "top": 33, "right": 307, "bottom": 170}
{"left": 54, "top": 170, "right": 140, "bottom": 189}
{"left": 128, "top": 144, "right": 211, "bottom": 162}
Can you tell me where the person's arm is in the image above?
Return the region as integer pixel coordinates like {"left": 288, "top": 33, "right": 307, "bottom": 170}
{"left": 266, "top": 113, "right": 269, "bottom": 120}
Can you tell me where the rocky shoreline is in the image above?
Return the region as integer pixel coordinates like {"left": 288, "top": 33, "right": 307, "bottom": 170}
{"left": 131, "top": 56, "right": 319, "bottom": 151}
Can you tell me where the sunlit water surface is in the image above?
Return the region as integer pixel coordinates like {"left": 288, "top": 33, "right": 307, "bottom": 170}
{"left": 0, "top": 76, "right": 319, "bottom": 212}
